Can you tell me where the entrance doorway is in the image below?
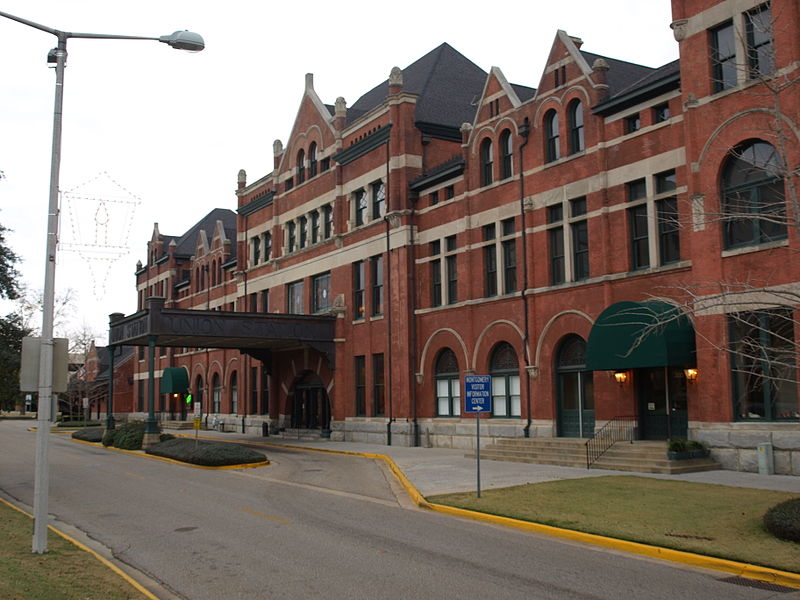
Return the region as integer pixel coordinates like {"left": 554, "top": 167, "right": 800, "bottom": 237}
{"left": 556, "top": 335, "right": 595, "bottom": 438}
{"left": 290, "top": 373, "right": 330, "bottom": 431}
{"left": 637, "top": 367, "right": 687, "bottom": 439}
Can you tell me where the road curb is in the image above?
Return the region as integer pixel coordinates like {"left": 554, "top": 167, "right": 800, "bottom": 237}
{"left": 230, "top": 439, "right": 800, "bottom": 589}
{"left": 0, "top": 496, "right": 160, "bottom": 600}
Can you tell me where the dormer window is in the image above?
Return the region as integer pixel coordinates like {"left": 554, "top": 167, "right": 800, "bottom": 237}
{"left": 480, "top": 138, "right": 493, "bottom": 186}
{"left": 309, "top": 142, "right": 318, "bottom": 177}
{"left": 544, "top": 110, "right": 560, "bottom": 163}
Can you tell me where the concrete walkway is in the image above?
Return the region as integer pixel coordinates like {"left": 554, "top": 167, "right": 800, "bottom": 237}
{"left": 169, "top": 429, "right": 800, "bottom": 496}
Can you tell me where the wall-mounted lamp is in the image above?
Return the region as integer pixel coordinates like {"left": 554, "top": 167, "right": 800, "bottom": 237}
{"left": 684, "top": 368, "right": 699, "bottom": 383}
{"left": 613, "top": 370, "right": 628, "bottom": 384}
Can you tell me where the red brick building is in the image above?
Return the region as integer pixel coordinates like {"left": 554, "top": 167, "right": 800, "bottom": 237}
{"left": 120, "top": 0, "right": 799, "bottom": 473}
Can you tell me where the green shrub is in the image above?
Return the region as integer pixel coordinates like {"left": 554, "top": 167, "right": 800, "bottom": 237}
{"left": 667, "top": 439, "right": 688, "bottom": 452}
{"left": 101, "top": 429, "right": 116, "bottom": 447}
{"left": 146, "top": 438, "right": 266, "bottom": 467}
{"left": 159, "top": 433, "right": 176, "bottom": 442}
{"left": 71, "top": 427, "right": 104, "bottom": 443}
{"left": 111, "top": 421, "right": 147, "bottom": 451}
{"left": 763, "top": 498, "right": 800, "bottom": 543}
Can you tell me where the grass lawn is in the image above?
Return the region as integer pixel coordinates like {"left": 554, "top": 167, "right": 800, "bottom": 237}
{"left": 0, "top": 501, "right": 151, "bottom": 600}
{"left": 428, "top": 475, "right": 800, "bottom": 573}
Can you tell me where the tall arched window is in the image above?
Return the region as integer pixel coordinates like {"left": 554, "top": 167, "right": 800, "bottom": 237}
{"left": 568, "top": 100, "right": 584, "bottom": 154}
{"left": 297, "top": 149, "right": 305, "bottom": 184}
{"left": 309, "top": 142, "right": 318, "bottom": 177}
{"left": 480, "top": 138, "right": 493, "bottom": 186}
{"left": 194, "top": 375, "right": 204, "bottom": 412}
{"left": 544, "top": 109, "right": 560, "bottom": 163}
{"left": 500, "top": 129, "right": 513, "bottom": 179}
{"left": 721, "top": 140, "right": 786, "bottom": 249}
{"left": 435, "top": 348, "right": 460, "bottom": 416}
{"left": 490, "top": 342, "right": 521, "bottom": 417}
{"left": 212, "top": 373, "right": 221, "bottom": 413}
{"left": 230, "top": 371, "right": 238, "bottom": 415}
{"left": 555, "top": 335, "right": 594, "bottom": 437}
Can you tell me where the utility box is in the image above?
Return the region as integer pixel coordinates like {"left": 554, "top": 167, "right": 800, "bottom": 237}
{"left": 757, "top": 443, "right": 774, "bottom": 475}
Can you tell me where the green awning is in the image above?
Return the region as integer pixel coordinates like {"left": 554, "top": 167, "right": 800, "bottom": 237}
{"left": 585, "top": 301, "right": 696, "bottom": 370}
{"left": 161, "top": 367, "right": 189, "bottom": 395}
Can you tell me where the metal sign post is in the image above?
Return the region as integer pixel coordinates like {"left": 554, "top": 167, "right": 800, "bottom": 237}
{"left": 464, "top": 375, "right": 491, "bottom": 498}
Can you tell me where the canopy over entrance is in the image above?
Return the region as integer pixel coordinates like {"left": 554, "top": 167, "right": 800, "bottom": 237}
{"left": 160, "top": 367, "right": 189, "bottom": 395}
{"left": 108, "top": 297, "right": 336, "bottom": 369}
{"left": 585, "top": 301, "right": 696, "bottom": 371}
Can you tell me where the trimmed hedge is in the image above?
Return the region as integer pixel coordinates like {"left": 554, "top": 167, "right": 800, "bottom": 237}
{"left": 102, "top": 421, "right": 146, "bottom": 450}
{"left": 71, "top": 427, "right": 105, "bottom": 443}
{"left": 763, "top": 498, "right": 800, "bottom": 543}
{"left": 146, "top": 438, "right": 266, "bottom": 467}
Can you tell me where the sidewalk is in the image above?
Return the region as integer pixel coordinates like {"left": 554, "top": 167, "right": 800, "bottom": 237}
{"left": 170, "top": 429, "right": 800, "bottom": 496}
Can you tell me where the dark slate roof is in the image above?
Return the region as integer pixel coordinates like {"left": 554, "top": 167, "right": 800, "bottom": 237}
{"left": 580, "top": 51, "right": 656, "bottom": 98}
{"left": 170, "top": 208, "right": 237, "bottom": 258}
{"left": 348, "top": 43, "right": 488, "bottom": 129}
{"left": 410, "top": 154, "right": 465, "bottom": 191}
{"left": 94, "top": 346, "right": 134, "bottom": 381}
{"left": 511, "top": 83, "right": 536, "bottom": 103}
{"left": 606, "top": 59, "right": 680, "bottom": 100}
{"left": 593, "top": 58, "right": 681, "bottom": 114}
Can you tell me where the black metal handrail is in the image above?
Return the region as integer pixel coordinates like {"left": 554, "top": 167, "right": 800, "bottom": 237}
{"left": 585, "top": 415, "right": 638, "bottom": 469}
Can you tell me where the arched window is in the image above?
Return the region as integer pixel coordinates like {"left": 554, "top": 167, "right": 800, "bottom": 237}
{"left": 212, "top": 373, "right": 221, "bottom": 413}
{"left": 297, "top": 149, "right": 305, "bottom": 184}
{"left": 309, "top": 142, "right": 318, "bottom": 178}
{"left": 480, "top": 138, "right": 493, "bottom": 186}
{"left": 555, "top": 335, "right": 594, "bottom": 437}
{"left": 194, "top": 375, "right": 204, "bottom": 412}
{"left": 490, "top": 342, "right": 521, "bottom": 417}
{"left": 544, "top": 109, "right": 560, "bottom": 163}
{"left": 435, "top": 348, "right": 460, "bottom": 416}
{"left": 210, "top": 260, "right": 217, "bottom": 287}
{"left": 500, "top": 129, "right": 513, "bottom": 179}
{"left": 217, "top": 260, "right": 222, "bottom": 285}
{"left": 568, "top": 100, "right": 584, "bottom": 154}
{"left": 721, "top": 140, "right": 786, "bottom": 249}
{"left": 230, "top": 371, "right": 238, "bottom": 415}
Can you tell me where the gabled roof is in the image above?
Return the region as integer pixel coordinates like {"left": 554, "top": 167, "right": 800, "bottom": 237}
{"left": 170, "top": 208, "right": 237, "bottom": 258}
{"left": 348, "top": 43, "right": 488, "bottom": 129}
{"left": 93, "top": 346, "right": 135, "bottom": 382}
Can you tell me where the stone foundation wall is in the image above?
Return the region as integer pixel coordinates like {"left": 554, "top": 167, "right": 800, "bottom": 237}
{"left": 691, "top": 422, "right": 800, "bottom": 475}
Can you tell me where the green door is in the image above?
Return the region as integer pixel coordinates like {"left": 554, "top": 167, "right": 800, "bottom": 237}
{"left": 637, "top": 367, "right": 688, "bottom": 439}
{"left": 556, "top": 336, "right": 595, "bottom": 438}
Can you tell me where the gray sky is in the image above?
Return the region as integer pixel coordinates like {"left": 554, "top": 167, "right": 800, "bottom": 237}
{"left": 0, "top": 0, "right": 678, "bottom": 344}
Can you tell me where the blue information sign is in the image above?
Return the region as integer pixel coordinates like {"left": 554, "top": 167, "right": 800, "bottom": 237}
{"left": 464, "top": 375, "right": 492, "bottom": 413}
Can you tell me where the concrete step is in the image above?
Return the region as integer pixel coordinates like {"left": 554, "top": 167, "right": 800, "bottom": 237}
{"left": 161, "top": 420, "right": 194, "bottom": 430}
{"left": 273, "top": 428, "right": 328, "bottom": 441}
{"left": 466, "top": 438, "right": 721, "bottom": 474}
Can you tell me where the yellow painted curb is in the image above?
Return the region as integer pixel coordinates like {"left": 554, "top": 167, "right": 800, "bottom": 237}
{"left": 211, "top": 440, "right": 800, "bottom": 589}
{"left": 0, "top": 497, "right": 159, "bottom": 600}
{"left": 70, "top": 437, "right": 270, "bottom": 469}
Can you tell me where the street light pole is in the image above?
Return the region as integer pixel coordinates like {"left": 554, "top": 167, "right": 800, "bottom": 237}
{"left": 0, "top": 10, "right": 204, "bottom": 554}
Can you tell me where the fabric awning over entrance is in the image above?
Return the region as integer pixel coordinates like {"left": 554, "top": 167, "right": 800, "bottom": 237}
{"left": 585, "top": 301, "right": 696, "bottom": 371}
{"left": 160, "top": 367, "right": 189, "bottom": 395}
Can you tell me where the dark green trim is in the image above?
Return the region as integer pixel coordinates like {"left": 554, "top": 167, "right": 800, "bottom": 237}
{"left": 586, "top": 300, "right": 696, "bottom": 370}
{"left": 416, "top": 121, "right": 462, "bottom": 143}
{"left": 409, "top": 161, "right": 464, "bottom": 192}
{"left": 238, "top": 191, "right": 275, "bottom": 217}
{"left": 592, "top": 73, "right": 680, "bottom": 116}
{"left": 333, "top": 125, "right": 392, "bottom": 166}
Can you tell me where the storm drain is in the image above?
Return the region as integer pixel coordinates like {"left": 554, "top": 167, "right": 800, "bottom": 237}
{"left": 720, "top": 576, "right": 797, "bottom": 593}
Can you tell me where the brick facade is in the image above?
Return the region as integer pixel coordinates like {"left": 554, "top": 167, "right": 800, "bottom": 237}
{"left": 124, "top": 0, "right": 800, "bottom": 473}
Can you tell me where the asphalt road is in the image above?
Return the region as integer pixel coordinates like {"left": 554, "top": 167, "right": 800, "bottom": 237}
{"left": 0, "top": 420, "right": 796, "bottom": 600}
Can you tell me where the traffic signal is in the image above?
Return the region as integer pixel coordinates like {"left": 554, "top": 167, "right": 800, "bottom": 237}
{"left": 185, "top": 393, "right": 192, "bottom": 405}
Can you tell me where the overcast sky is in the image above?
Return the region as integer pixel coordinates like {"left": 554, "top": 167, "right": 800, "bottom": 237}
{"left": 0, "top": 1, "right": 678, "bottom": 345}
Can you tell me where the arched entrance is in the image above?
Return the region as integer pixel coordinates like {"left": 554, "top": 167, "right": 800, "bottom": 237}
{"left": 556, "top": 335, "right": 595, "bottom": 438}
{"left": 289, "top": 372, "right": 331, "bottom": 432}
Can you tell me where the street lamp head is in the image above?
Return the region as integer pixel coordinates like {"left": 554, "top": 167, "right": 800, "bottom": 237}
{"left": 159, "top": 30, "right": 204, "bottom": 52}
